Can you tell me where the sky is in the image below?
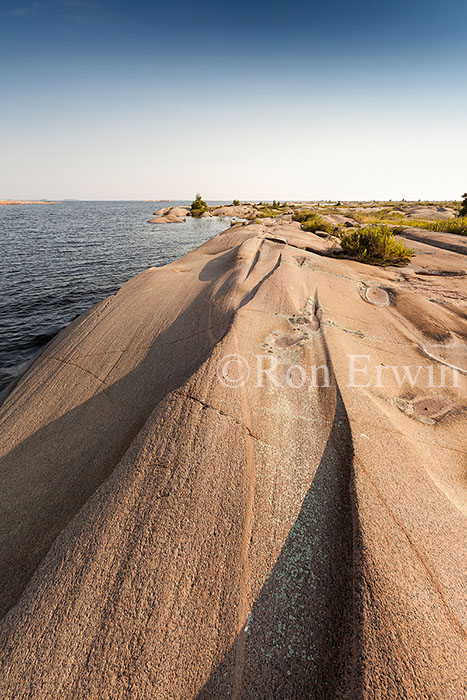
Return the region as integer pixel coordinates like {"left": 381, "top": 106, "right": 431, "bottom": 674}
{"left": 1, "top": 0, "right": 466, "bottom": 200}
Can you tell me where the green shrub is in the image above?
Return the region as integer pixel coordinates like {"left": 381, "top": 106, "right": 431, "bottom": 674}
{"left": 459, "top": 193, "right": 467, "bottom": 217}
{"left": 232, "top": 199, "right": 240, "bottom": 206}
{"left": 340, "top": 225, "right": 414, "bottom": 265}
{"left": 301, "top": 215, "right": 335, "bottom": 234}
{"left": 292, "top": 209, "right": 315, "bottom": 223}
{"left": 191, "top": 193, "right": 208, "bottom": 218}
{"left": 292, "top": 210, "right": 335, "bottom": 233}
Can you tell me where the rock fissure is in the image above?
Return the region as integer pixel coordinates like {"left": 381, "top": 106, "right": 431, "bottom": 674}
{"left": 172, "top": 390, "right": 263, "bottom": 443}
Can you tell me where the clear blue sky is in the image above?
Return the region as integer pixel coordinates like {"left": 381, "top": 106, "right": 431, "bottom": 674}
{"left": 1, "top": 0, "right": 466, "bottom": 200}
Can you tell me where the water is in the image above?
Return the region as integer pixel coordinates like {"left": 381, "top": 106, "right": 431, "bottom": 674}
{"left": 0, "top": 200, "right": 231, "bottom": 392}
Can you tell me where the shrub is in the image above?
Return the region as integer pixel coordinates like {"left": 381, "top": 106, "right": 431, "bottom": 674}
{"left": 232, "top": 199, "right": 240, "bottom": 206}
{"left": 292, "top": 209, "right": 315, "bottom": 223}
{"left": 459, "top": 193, "right": 467, "bottom": 217}
{"left": 292, "top": 210, "right": 335, "bottom": 233}
{"left": 191, "top": 193, "right": 208, "bottom": 218}
{"left": 340, "top": 225, "right": 414, "bottom": 265}
{"left": 301, "top": 215, "right": 335, "bottom": 234}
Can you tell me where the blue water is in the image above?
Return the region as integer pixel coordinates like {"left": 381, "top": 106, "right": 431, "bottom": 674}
{"left": 0, "top": 201, "right": 230, "bottom": 391}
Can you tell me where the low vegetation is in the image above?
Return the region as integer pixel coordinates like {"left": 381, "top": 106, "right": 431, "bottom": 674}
{"left": 339, "top": 225, "right": 414, "bottom": 265}
{"left": 252, "top": 203, "right": 288, "bottom": 218}
{"left": 396, "top": 217, "right": 467, "bottom": 236}
{"left": 232, "top": 199, "right": 240, "bottom": 206}
{"left": 291, "top": 209, "right": 314, "bottom": 223}
{"left": 427, "top": 217, "right": 467, "bottom": 235}
{"left": 341, "top": 208, "right": 405, "bottom": 224}
{"left": 190, "top": 193, "right": 208, "bottom": 218}
{"left": 301, "top": 215, "right": 336, "bottom": 234}
{"left": 292, "top": 210, "right": 335, "bottom": 233}
{"left": 459, "top": 193, "right": 467, "bottom": 217}
{"left": 335, "top": 203, "right": 467, "bottom": 236}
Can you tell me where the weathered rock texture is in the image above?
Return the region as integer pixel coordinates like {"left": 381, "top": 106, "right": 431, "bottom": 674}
{"left": 0, "top": 218, "right": 465, "bottom": 699}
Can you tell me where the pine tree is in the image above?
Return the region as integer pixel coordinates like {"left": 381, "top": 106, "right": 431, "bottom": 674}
{"left": 191, "top": 193, "right": 208, "bottom": 217}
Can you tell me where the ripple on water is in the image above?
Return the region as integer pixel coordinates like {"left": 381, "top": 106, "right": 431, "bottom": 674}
{"left": 0, "top": 201, "right": 230, "bottom": 391}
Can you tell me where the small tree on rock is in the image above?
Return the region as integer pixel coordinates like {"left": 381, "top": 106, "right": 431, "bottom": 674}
{"left": 191, "top": 193, "right": 208, "bottom": 218}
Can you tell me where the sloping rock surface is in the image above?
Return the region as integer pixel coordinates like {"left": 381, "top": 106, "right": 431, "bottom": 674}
{"left": 0, "top": 220, "right": 465, "bottom": 699}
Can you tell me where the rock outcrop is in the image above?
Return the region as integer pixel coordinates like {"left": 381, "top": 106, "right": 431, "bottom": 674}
{"left": 406, "top": 205, "right": 457, "bottom": 220}
{"left": 210, "top": 204, "right": 258, "bottom": 218}
{"left": 0, "top": 218, "right": 465, "bottom": 698}
{"left": 148, "top": 206, "right": 190, "bottom": 223}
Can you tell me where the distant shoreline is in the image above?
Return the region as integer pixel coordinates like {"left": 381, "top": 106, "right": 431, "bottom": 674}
{"left": 0, "top": 200, "right": 58, "bottom": 206}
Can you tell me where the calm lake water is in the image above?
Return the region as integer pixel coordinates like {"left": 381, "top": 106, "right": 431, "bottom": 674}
{"left": 0, "top": 201, "right": 231, "bottom": 392}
